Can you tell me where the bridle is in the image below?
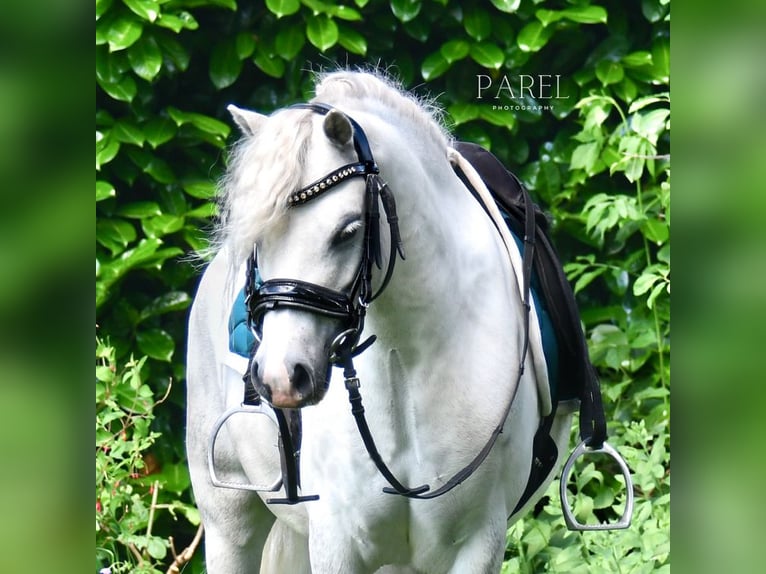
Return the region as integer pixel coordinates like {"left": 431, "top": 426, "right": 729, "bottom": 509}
{"left": 244, "top": 102, "right": 405, "bottom": 374}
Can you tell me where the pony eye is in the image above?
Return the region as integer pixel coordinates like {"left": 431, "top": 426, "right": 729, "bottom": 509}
{"left": 333, "top": 220, "right": 362, "bottom": 246}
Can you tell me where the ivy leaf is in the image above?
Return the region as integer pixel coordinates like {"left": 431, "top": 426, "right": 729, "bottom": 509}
{"left": 275, "top": 24, "right": 306, "bottom": 59}
{"left": 107, "top": 17, "right": 144, "bottom": 52}
{"left": 420, "top": 51, "right": 449, "bottom": 81}
{"left": 337, "top": 25, "right": 367, "bottom": 55}
{"left": 137, "top": 328, "right": 175, "bottom": 362}
{"left": 390, "top": 0, "right": 421, "bottom": 22}
{"left": 266, "top": 0, "right": 300, "bottom": 17}
{"left": 463, "top": 8, "right": 491, "bottom": 41}
{"left": 490, "top": 0, "right": 520, "bottom": 13}
{"left": 517, "top": 21, "right": 552, "bottom": 53}
{"left": 440, "top": 40, "right": 470, "bottom": 64}
{"left": 209, "top": 39, "right": 242, "bottom": 89}
{"left": 306, "top": 15, "right": 339, "bottom": 51}
{"left": 470, "top": 43, "right": 504, "bottom": 69}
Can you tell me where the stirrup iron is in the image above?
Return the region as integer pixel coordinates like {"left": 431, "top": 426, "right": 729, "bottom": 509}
{"left": 207, "top": 404, "right": 283, "bottom": 492}
{"left": 560, "top": 440, "right": 634, "bottom": 531}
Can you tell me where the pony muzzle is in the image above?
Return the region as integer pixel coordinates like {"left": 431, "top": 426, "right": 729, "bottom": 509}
{"left": 250, "top": 353, "right": 328, "bottom": 409}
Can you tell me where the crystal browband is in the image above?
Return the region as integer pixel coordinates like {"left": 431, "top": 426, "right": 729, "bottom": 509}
{"left": 288, "top": 162, "right": 370, "bottom": 207}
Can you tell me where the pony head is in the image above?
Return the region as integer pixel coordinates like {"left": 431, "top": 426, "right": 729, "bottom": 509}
{"left": 226, "top": 104, "right": 369, "bottom": 408}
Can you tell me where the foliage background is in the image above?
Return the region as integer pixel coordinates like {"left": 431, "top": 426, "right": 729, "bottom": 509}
{"left": 96, "top": 0, "right": 670, "bottom": 572}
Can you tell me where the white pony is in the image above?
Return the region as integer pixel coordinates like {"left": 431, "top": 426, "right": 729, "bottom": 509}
{"left": 186, "top": 71, "right": 580, "bottom": 573}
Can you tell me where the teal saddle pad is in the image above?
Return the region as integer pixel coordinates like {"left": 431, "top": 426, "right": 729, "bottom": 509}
{"left": 228, "top": 220, "right": 559, "bottom": 399}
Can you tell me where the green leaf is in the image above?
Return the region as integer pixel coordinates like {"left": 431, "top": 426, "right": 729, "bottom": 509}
{"left": 535, "top": 9, "right": 564, "bottom": 27}
{"left": 127, "top": 35, "right": 163, "bottom": 81}
{"left": 126, "top": 148, "right": 176, "bottom": 183}
{"left": 266, "top": 0, "right": 300, "bottom": 17}
{"left": 168, "top": 107, "right": 230, "bottom": 139}
{"left": 142, "top": 214, "right": 185, "bottom": 238}
{"left": 337, "top": 26, "right": 367, "bottom": 55}
{"left": 332, "top": 5, "right": 362, "bottom": 20}
{"left": 140, "top": 291, "right": 191, "bottom": 321}
{"left": 490, "top": 0, "right": 520, "bottom": 13}
{"left": 117, "top": 201, "right": 162, "bottom": 219}
{"left": 420, "top": 51, "right": 449, "bottom": 81}
{"left": 97, "top": 219, "right": 137, "bottom": 254}
{"left": 448, "top": 102, "right": 480, "bottom": 125}
{"left": 254, "top": 50, "right": 286, "bottom": 78}
{"left": 97, "top": 74, "right": 137, "bottom": 102}
{"left": 96, "top": 181, "right": 116, "bottom": 202}
{"left": 144, "top": 117, "right": 176, "bottom": 148}
{"left": 210, "top": 39, "right": 242, "bottom": 89}
{"left": 570, "top": 141, "right": 601, "bottom": 172}
{"left": 470, "top": 43, "right": 504, "bottom": 69}
{"left": 633, "top": 272, "right": 660, "bottom": 297}
{"left": 186, "top": 202, "right": 218, "bottom": 219}
{"left": 440, "top": 40, "right": 470, "bottom": 64}
{"left": 107, "top": 17, "right": 144, "bottom": 52}
{"left": 306, "top": 15, "right": 339, "bottom": 51}
{"left": 561, "top": 5, "right": 608, "bottom": 24}
{"left": 517, "top": 21, "right": 552, "bottom": 53}
{"left": 622, "top": 51, "right": 653, "bottom": 68}
{"left": 96, "top": 131, "right": 121, "bottom": 168}
{"left": 275, "top": 24, "right": 306, "bottom": 59}
{"left": 182, "top": 180, "right": 216, "bottom": 199}
{"left": 652, "top": 38, "right": 670, "bottom": 83}
{"left": 235, "top": 32, "right": 256, "bottom": 60}
{"left": 595, "top": 60, "right": 624, "bottom": 86}
{"left": 156, "top": 33, "right": 190, "bottom": 72}
{"left": 390, "top": 0, "right": 421, "bottom": 22}
{"left": 112, "top": 120, "right": 145, "bottom": 146}
{"left": 96, "top": 0, "right": 113, "bottom": 20}
{"left": 137, "top": 328, "right": 175, "bottom": 362}
{"left": 463, "top": 8, "right": 491, "bottom": 41}
{"left": 479, "top": 106, "right": 516, "bottom": 129}
{"left": 156, "top": 11, "right": 198, "bottom": 33}
{"left": 123, "top": 0, "right": 160, "bottom": 22}
{"left": 641, "top": 218, "right": 669, "bottom": 244}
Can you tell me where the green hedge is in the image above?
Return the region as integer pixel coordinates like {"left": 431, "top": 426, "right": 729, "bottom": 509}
{"left": 96, "top": 1, "right": 669, "bottom": 572}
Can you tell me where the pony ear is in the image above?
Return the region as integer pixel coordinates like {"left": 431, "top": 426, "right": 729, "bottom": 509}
{"left": 227, "top": 104, "right": 267, "bottom": 136}
{"left": 323, "top": 109, "right": 354, "bottom": 148}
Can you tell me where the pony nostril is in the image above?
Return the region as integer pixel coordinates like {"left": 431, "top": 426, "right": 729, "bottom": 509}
{"left": 291, "top": 363, "right": 314, "bottom": 399}
{"left": 250, "top": 360, "right": 272, "bottom": 402}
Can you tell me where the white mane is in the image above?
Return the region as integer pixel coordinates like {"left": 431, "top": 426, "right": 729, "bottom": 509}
{"left": 215, "top": 70, "right": 451, "bottom": 267}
